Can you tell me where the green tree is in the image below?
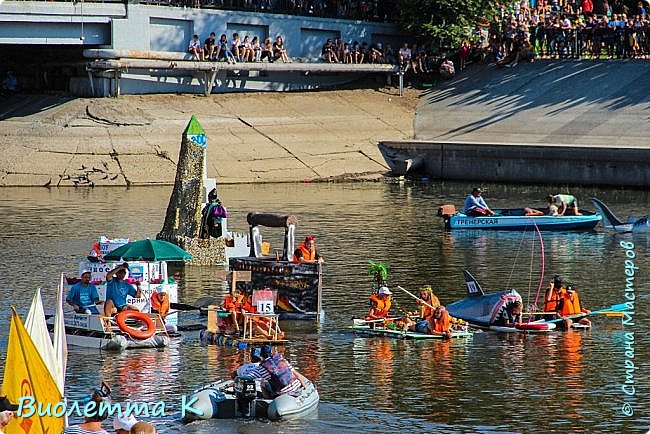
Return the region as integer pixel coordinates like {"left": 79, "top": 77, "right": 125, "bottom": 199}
{"left": 398, "top": 0, "right": 498, "bottom": 52}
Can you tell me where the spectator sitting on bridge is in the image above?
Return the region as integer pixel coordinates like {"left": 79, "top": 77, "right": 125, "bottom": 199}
{"left": 260, "top": 37, "right": 274, "bottom": 62}
{"left": 342, "top": 43, "right": 352, "bottom": 64}
{"left": 322, "top": 39, "right": 340, "bottom": 63}
{"left": 369, "top": 42, "right": 384, "bottom": 64}
{"left": 273, "top": 35, "right": 291, "bottom": 63}
{"left": 398, "top": 42, "right": 412, "bottom": 71}
{"left": 352, "top": 41, "right": 364, "bottom": 64}
{"left": 216, "top": 34, "right": 236, "bottom": 63}
{"left": 1, "top": 71, "right": 18, "bottom": 96}
{"left": 188, "top": 34, "right": 204, "bottom": 61}
{"left": 241, "top": 35, "right": 254, "bottom": 62}
{"left": 384, "top": 44, "right": 397, "bottom": 64}
{"left": 231, "top": 33, "right": 242, "bottom": 62}
{"left": 438, "top": 57, "right": 455, "bottom": 79}
{"left": 334, "top": 37, "right": 344, "bottom": 61}
{"left": 251, "top": 36, "right": 262, "bottom": 61}
{"left": 204, "top": 32, "right": 217, "bottom": 61}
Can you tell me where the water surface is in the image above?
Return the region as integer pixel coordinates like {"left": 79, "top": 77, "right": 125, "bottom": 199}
{"left": 0, "top": 182, "right": 648, "bottom": 433}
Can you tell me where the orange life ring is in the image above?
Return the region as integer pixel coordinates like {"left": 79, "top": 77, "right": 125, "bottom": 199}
{"left": 115, "top": 311, "right": 156, "bottom": 340}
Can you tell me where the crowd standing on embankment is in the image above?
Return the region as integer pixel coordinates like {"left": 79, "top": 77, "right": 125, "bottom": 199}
{"left": 462, "top": 0, "right": 650, "bottom": 69}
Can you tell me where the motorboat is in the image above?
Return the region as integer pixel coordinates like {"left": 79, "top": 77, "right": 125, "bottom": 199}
{"left": 438, "top": 205, "right": 602, "bottom": 231}
{"left": 183, "top": 377, "right": 319, "bottom": 421}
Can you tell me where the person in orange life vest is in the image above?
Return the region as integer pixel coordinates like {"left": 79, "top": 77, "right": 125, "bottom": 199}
{"left": 417, "top": 285, "right": 440, "bottom": 320}
{"left": 543, "top": 275, "right": 563, "bottom": 314}
{"left": 556, "top": 284, "right": 591, "bottom": 329}
{"left": 150, "top": 289, "right": 170, "bottom": 319}
{"left": 410, "top": 305, "right": 452, "bottom": 338}
{"left": 223, "top": 288, "right": 246, "bottom": 332}
{"left": 365, "top": 286, "right": 392, "bottom": 320}
{"left": 293, "top": 235, "right": 324, "bottom": 264}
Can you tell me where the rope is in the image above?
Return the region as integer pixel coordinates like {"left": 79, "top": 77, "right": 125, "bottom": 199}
{"left": 505, "top": 226, "right": 530, "bottom": 289}
{"left": 529, "top": 218, "right": 545, "bottom": 315}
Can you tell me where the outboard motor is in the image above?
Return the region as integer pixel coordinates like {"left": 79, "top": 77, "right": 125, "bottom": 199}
{"left": 234, "top": 376, "right": 257, "bottom": 417}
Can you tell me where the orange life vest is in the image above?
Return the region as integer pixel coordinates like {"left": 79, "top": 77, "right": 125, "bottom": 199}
{"left": 367, "top": 294, "right": 392, "bottom": 318}
{"left": 293, "top": 243, "right": 317, "bottom": 263}
{"left": 432, "top": 309, "right": 451, "bottom": 333}
{"left": 224, "top": 293, "right": 245, "bottom": 310}
{"left": 150, "top": 292, "right": 170, "bottom": 318}
{"left": 544, "top": 288, "right": 561, "bottom": 312}
{"left": 558, "top": 289, "right": 585, "bottom": 316}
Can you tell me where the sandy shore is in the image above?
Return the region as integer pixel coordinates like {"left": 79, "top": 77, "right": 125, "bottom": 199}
{"left": 0, "top": 85, "right": 419, "bottom": 187}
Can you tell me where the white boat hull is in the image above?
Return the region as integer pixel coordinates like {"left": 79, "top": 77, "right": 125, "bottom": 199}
{"left": 50, "top": 312, "right": 169, "bottom": 352}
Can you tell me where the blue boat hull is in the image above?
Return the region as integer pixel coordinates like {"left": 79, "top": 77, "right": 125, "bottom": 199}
{"left": 447, "top": 209, "right": 601, "bottom": 230}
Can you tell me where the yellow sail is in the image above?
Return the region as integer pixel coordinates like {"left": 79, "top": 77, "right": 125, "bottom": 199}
{"left": 3, "top": 307, "right": 64, "bottom": 434}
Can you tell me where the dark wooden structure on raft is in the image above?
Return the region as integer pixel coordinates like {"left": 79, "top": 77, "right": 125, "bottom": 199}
{"left": 228, "top": 212, "right": 323, "bottom": 321}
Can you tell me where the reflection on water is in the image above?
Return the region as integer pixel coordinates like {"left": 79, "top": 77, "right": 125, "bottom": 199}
{"left": 0, "top": 182, "right": 648, "bottom": 433}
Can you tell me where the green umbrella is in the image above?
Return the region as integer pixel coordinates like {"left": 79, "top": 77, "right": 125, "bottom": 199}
{"left": 103, "top": 239, "right": 192, "bottom": 262}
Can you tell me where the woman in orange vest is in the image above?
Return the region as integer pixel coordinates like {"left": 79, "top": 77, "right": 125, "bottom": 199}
{"left": 417, "top": 285, "right": 441, "bottom": 320}
{"left": 293, "top": 235, "right": 324, "bottom": 264}
{"left": 365, "top": 286, "right": 392, "bottom": 320}
{"left": 557, "top": 284, "right": 591, "bottom": 329}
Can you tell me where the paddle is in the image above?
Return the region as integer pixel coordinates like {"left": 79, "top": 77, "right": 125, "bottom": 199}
{"left": 546, "top": 302, "right": 629, "bottom": 323}
{"left": 170, "top": 302, "right": 204, "bottom": 311}
{"left": 396, "top": 285, "right": 436, "bottom": 310}
{"left": 353, "top": 317, "right": 400, "bottom": 326}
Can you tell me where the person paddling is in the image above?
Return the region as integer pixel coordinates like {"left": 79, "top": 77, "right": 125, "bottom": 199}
{"left": 556, "top": 284, "right": 591, "bottom": 329}
{"left": 542, "top": 275, "right": 563, "bottom": 316}
{"left": 416, "top": 285, "right": 440, "bottom": 320}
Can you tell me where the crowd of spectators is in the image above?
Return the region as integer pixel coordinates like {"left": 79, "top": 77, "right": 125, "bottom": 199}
{"left": 189, "top": 32, "right": 292, "bottom": 62}
{"left": 182, "top": 0, "right": 650, "bottom": 78}
{"left": 477, "top": 0, "right": 650, "bottom": 67}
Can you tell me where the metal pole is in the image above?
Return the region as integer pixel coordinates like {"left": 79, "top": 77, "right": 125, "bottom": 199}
{"left": 398, "top": 69, "right": 403, "bottom": 97}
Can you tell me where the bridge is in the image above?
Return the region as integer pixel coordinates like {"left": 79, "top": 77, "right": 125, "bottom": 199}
{"left": 0, "top": 1, "right": 402, "bottom": 95}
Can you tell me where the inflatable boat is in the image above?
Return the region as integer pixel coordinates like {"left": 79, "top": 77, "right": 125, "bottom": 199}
{"left": 183, "top": 377, "right": 319, "bottom": 422}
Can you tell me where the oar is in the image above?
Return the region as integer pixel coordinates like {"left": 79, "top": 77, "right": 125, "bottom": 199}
{"left": 524, "top": 311, "right": 558, "bottom": 316}
{"left": 353, "top": 317, "right": 400, "bottom": 326}
{"left": 546, "top": 302, "right": 628, "bottom": 323}
{"left": 396, "top": 285, "right": 436, "bottom": 310}
{"left": 170, "top": 302, "right": 204, "bottom": 311}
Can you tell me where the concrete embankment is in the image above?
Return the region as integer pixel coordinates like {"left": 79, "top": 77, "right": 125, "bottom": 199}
{"left": 381, "top": 60, "right": 650, "bottom": 187}
{"left": 0, "top": 86, "right": 417, "bottom": 187}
